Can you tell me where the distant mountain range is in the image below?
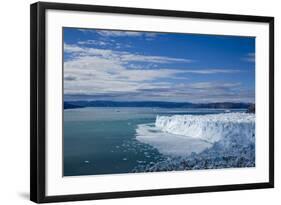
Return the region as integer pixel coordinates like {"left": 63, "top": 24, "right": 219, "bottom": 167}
{"left": 64, "top": 101, "right": 253, "bottom": 110}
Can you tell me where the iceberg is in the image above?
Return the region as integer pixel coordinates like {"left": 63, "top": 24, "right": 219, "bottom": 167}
{"left": 136, "top": 113, "right": 255, "bottom": 156}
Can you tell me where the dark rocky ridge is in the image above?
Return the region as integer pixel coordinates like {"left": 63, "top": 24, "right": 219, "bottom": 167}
{"left": 64, "top": 101, "right": 253, "bottom": 110}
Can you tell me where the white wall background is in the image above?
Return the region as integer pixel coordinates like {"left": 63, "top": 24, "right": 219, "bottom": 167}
{"left": 0, "top": 0, "right": 279, "bottom": 204}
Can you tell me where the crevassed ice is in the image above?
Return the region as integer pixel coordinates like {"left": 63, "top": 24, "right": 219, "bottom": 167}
{"left": 155, "top": 113, "right": 255, "bottom": 144}
{"left": 136, "top": 113, "right": 255, "bottom": 156}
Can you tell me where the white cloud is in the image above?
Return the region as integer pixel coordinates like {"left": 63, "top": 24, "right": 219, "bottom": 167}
{"left": 64, "top": 43, "right": 251, "bottom": 102}
{"left": 189, "top": 82, "right": 241, "bottom": 89}
{"left": 183, "top": 69, "right": 241, "bottom": 74}
{"left": 64, "top": 43, "right": 85, "bottom": 53}
{"left": 64, "top": 43, "right": 192, "bottom": 64}
{"left": 120, "top": 53, "right": 191, "bottom": 64}
{"left": 77, "top": 29, "right": 159, "bottom": 39}
{"left": 64, "top": 43, "right": 190, "bottom": 96}
{"left": 77, "top": 39, "right": 132, "bottom": 49}
{"left": 96, "top": 30, "right": 143, "bottom": 37}
{"left": 77, "top": 40, "right": 109, "bottom": 46}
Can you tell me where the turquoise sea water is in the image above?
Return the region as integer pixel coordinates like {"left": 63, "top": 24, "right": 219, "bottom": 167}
{"left": 63, "top": 107, "right": 245, "bottom": 176}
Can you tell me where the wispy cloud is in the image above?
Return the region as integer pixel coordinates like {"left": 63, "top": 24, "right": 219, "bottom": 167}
{"left": 63, "top": 27, "right": 255, "bottom": 103}
{"left": 189, "top": 82, "right": 241, "bottom": 89}
{"left": 77, "top": 40, "right": 109, "bottom": 46}
{"left": 96, "top": 30, "right": 143, "bottom": 37}
{"left": 96, "top": 30, "right": 160, "bottom": 39}
{"left": 181, "top": 69, "right": 241, "bottom": 74}
{"left": 64, "top": 42, "right": 250, "bottom": 102}
{"left": 77, "top": 39, "right": 132, "bottom": 49}
{"left": 242, "top": 52, "right": 255, "bottom": 63}
{"left": 64, "top": 43, "right": 192, "bottom": 64}
{"left": 64, "top": 79, "right": 253, "bottom": 103}
{"left": 64, "top": 44, "right": 188, "bottom": 95}
{"left": 77, "top": 29, "right": 159, "bottom": 40}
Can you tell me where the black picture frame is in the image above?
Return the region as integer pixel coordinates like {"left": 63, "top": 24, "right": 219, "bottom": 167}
{"left": 30, "top": 2, "right": 274, "bottom": 203}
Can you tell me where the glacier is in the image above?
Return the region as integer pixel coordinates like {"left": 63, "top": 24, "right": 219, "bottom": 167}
{"left": 136, "top": 113, "right": 255, "bottom": 156}
{"left": 134, "top": 112, "right": 255, "bottom": 172}
{"left": 155, "top": 113, "right": 255, "bottom": 146}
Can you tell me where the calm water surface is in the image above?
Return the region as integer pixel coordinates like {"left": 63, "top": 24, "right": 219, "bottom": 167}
{"left": 63, "top": 107, "right": 245, "bottom": 176}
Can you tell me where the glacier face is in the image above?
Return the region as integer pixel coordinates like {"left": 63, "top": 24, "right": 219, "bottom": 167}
{"left": 135, "top": 112, "right": 255, "bottom": 171}
{"left": 136, "top": 113, "right": 255, "bottom": 157}
{"left": 155, "top": 113, "right": 255, "bottom": 146}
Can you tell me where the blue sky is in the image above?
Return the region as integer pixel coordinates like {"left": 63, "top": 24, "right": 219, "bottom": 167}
{"left": 63, "top": 28, "right": 255, "bottom": 103}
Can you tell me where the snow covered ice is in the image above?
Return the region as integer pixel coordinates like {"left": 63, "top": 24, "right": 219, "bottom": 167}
{"left": 135, "top": 112, "right": 255, "bottom": 172}
{"left": 136, "top": 113, "right": 255, "bottom": 156}
{"left": 156, "top": 113, "right": 255, "bottom": 145}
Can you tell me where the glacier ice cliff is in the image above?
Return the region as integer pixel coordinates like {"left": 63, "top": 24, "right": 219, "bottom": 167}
{"left": 155, "top": 113, "right": 255, "bottom": 146}
{"left": 134, "top": 113, "right": 255, "bottom": 172}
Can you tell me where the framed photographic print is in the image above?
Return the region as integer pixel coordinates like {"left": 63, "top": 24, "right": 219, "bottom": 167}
{"left": 30, "top": 2, "right": 274, "bottom": 203}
